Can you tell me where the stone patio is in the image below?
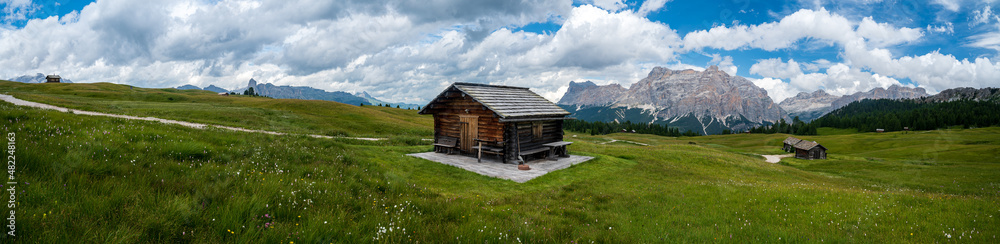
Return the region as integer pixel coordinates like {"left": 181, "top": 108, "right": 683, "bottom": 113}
{"left": 407, "top": 152, "right": 594, "bottom": 183}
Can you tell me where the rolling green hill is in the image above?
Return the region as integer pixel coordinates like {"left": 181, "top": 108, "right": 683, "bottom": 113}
{"left": 0, "top": 81, "right": 432, "bottom": 138}
{"left": 2, "top": 81, "right": 998, "bottom": 242}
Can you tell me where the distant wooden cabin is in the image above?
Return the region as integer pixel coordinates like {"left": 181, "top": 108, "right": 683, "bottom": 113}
{"left": 793, "top": 140, "right": 827, "bottom": 160}
{"left": 876, "top": 128, "right": 885, "bottom": 133}
{"left": 45, "top": 75, "right": 61, "bottom": 83}
{"left": 419, "top": 83, "right": 571, "bottom": 163}
{"left": 782, "top": 137, "right": 802, "bottom": 153}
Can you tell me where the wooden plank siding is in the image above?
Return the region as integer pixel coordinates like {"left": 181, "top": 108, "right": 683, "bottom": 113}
{"left": 512, "top": 120, "right": 563, "bottom": 159}
{"left": 420, "top": 83, "right": 571, "bottom": 164}
{"left": 428, "top": 95, "right": 505, "bottom": 152}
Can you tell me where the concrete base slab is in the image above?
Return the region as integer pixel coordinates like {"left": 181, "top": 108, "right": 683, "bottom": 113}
{"left": 407, "top": 152, "right": 594, "bottom": 183}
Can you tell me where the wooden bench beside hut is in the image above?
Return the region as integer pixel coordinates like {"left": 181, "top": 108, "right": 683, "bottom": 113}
{"left": 418, "top": 82, "right": 572, "bottom": 164}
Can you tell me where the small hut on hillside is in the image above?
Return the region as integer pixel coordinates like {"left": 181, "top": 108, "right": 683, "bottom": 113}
{"left": 792, "top": 140, "right": 827, "bottom": 160}
{"left": 45, "top": 75, "right": 61, "bottom": 83}
{"left": 418, "top": 83, "right": 572, "bottom": 164}
{"left": 782, "top": 137, "right": 802, "bottom": 153}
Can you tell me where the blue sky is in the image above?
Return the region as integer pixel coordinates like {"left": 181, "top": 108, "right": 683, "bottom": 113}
{"left": 2, "top": 0, "right": 999, "bottom": 103}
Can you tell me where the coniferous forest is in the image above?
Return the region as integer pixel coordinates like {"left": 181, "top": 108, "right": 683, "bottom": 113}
{"left": 810, "top": 98, "right": 1000, "bottom": 132}
{"left": 748, "top": 98, "right": 1000, "bottom": 134}
{"left": 568, "top": 98, "right": 1000, "bottom": 136}
{"left": 747, "top": 116, "right": 819, "bottom": 135}
{"left": 563, "top": 119, "right": 698, "bottom": 137}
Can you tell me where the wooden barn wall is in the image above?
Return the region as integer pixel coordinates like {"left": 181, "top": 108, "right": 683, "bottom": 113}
{"left": 427, "top": 93, "right": 503, "bottom": 151}
{"left": 795, "top": 148, "right": 808, "bottom": 159}
{"left": 503, "top": 123, "right": 518, "bottom": 163}
{"left": 808, "top": 148, "right": 826, "bottom": 159}
{"left": 514, "top": 120, "right": 563, "bottom": 151}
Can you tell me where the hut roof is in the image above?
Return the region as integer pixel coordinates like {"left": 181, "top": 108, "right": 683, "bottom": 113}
{"left": 793, "top": 140, "right": 825, "bottom": 150}
{"left": 419, "top": 82, "right": 570, "bottom": 122}
{"left": 783, "top": 137, "right": 802, "bottom": 145}
{"left": 46, "top": 74, "right": 61, "bottom": 79}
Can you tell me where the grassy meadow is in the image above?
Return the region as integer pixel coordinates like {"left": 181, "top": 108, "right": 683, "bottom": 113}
{"left": 2, "top": 81, "right": 998, "bottom": 243}
{"left": 0, "top": 81, "right": 431, "bottom": 138}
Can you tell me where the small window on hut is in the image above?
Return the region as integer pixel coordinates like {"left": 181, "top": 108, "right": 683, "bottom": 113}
{"left": 532, "top": 121, "right": 543, "bottom": 137}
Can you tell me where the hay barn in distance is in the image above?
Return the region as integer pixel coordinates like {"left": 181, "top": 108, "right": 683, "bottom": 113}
{"left": 783, "top": 136, "right": 827, "bottom": 160}
{"left": 45, "top": 74, "right": 61, "bottom": 83}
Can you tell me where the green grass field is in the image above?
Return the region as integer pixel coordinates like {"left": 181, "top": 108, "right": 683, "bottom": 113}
{"left": 0, "top": 81, "right": 432, "bottom": 138}
{"left": 2, "top": 81, "right": 998, "bottom": 242}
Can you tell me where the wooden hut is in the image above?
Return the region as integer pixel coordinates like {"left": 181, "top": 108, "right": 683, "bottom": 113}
{"left": 793, "top": 140, "right": 827, "bottom": 160}
{"left": 782, "top": 137, "right": 802, "bottom": 153}
{"left": 418, "top": 83, "right": 572, "bottom": 164}
{"left": 45, "top": 75, "right": 61, "bottom": 83}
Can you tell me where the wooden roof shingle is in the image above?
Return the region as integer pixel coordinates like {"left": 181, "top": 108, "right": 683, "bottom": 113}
{"left": 783, "top": 137, "right": 802, "bottom": 145}
{"left": 419, "top": 82, "right": 570, "bottom": 121}
{"left": 793, "top": 140, "right": 825, "bottom": 150}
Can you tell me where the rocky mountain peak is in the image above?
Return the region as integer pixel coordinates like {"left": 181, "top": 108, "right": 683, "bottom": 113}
{"left": 811, "top": 89, "right": 830, "bottom": 96}
{"left": 569, "top": 80, "right": 597, "bottom": 88}
{"left": 558, "top": 80, "right": 627, "bottom": 106}
{"left": 920, "top": 87, "right": 1000, "bottom": 102}
{"left": 781, "top": 85, "right": 929, "bottom": 121}
{"left": 645, "top": 67, "right": 674, "bottom": 80}
{"left": 779, "top": 89, "right": 839, "bottom": 114}
{"left": 560, "top": 66, "right": 787, "bottom": 134}
{"left": 832, "top": 85, "right": 928, "bottom": 108}
{"left": 248, "top": 78, "right": 258, "bottom": 87}
{"left": 617, "top": 66, "right": 785, "bottom": 128}
{"left": 360, "top": 91, "right": 375, "bottom": 99}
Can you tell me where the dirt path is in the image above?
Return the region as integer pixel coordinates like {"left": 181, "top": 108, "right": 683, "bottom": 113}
{"left": 599, "top": 139, "right": 649, "bottom": 146}
{"left": 762, "top": 154, "right": 793, "bottom": 163}
{"left": 0, "top": 94, "right": 389, "bottom": 141}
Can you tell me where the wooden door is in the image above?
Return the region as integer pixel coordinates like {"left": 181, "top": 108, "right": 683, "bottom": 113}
{"left": 459, "top": 115, "right": 478, "bottom": 152}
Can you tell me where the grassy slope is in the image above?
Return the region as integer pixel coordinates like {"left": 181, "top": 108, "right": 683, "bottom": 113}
{"left": 2, "top": 81, "right": 999, "bottom": 242}
{"left": 0, "top": 81, "right": 432, "bottom": 137}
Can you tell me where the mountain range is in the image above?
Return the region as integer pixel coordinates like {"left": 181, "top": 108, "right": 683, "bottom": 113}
{"left": 354, "top": 91, "right": 422, "bottom": 109}
{"left": 244, "top": 79, "right": 371, "bottom": 106}
{"left": 175, "top": 79, "right": 420, "bottom": 109}
{"left": 6, "top": 73, "right": 416, "bottom": 109}
{"left": 559, "top": 66, "right": 786, "bottom": 135}
{"left": 556, "top": 66, "right": 948, "bottom": 135}
{"left": 778, "top": 85, "right": 928, "bottom": 122}
{"left": 8, "top": 73, "right": 74, "bottom": 83}
{"left": 917, "top": 87, "right": 1000, "bottom": 103}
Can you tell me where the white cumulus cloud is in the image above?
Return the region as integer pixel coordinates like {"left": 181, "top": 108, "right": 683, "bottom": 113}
{"left": 682, "top": 8, "right": 921, "bottom": 51}
{"left": 637, "top": 0, "right": 670, "bottom": 16}
{"left": 751, "top": 77, "right": 800, "bottom": 103}
{"left": 750, "top": 58, "right": 803, "bottom": 79}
